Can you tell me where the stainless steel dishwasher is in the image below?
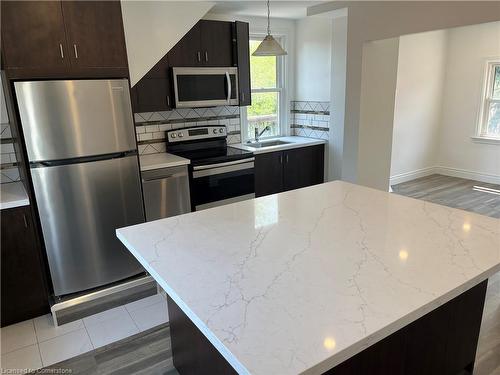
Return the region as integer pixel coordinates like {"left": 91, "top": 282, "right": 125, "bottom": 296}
{"left": 141, "top": 165, "right": 191, "bottom": 221}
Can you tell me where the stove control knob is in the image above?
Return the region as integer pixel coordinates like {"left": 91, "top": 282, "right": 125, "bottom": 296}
{"left": 213, "top": 129, "right": 218, "bottom": 134}
{"left": 178, "top": 132, "right": 184, "bottom": 138}
{"left": 219, "top": 128, "right": 224, "bottom": 134}
{"left": 171, "top": 133, "right": 176, "bottom": 138}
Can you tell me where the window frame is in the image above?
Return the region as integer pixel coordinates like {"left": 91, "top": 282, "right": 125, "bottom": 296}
{"left": 475, "top": 59, "right": 500, "bottom": 143}
{"left": 240, "top": 33, "right": 287, "bottom": 142}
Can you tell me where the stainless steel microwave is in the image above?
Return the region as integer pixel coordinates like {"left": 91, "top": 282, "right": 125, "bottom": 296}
{"left": 172, "top": 67, "right": 239, "bottom": 108}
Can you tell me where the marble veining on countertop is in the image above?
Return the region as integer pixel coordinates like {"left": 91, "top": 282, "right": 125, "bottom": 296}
{"left": 233, "top": 136, "right": 326, "bottom": 154}
{"left": 139, "top": 152, "right": 190, "bottom": 171}
{"left": 1, "top": 181, "right": 29, "bottom": 209}
{"left": 117, "top": 181, "right": 500, "bottom": 375}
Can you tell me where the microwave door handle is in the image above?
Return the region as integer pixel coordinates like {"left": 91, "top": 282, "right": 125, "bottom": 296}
{"left": 225, "top": 71, "right": 231, "bottom": 103}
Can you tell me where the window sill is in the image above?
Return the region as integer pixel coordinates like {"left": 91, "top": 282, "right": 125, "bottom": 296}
{"left": 471, "top": 136, "right": 500, "bottom": 145}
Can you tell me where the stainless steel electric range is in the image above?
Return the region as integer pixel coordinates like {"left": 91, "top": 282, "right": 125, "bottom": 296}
{"left": 166, "top": 126, "right": 255, "bottom": 211}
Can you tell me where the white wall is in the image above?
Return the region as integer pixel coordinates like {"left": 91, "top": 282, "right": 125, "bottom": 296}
{"left": 121, "top": 1, "right": 214, "bottom": 86}
{"left": 437, "top": 21, "right": 500, "bottom": 180}
{"left": 390, "top": 30, "right": 447, "bottom": 181}
{"left": 357, "top": 38, "right": 400, "bottom": 191}
{"left": 308, "top": 1, "right": 500, "bottom": 189}
{"left": 390, "top": 22, "right": 500, "bottom": 185}
{"left": 294, "top": 17, "right": 332, "bottom": 102}
{"left": 329, "top": 13, "right": 348, "bottom": 181}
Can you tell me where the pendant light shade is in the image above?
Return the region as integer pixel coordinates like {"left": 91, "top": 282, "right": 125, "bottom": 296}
{"left": 253, "top": 35, "right": 287, "bottom": 56}
{"left": 252, "top": 0, "right": 287, "bottom": 57}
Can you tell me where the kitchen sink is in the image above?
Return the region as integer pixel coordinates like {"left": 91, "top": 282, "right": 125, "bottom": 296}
{"left": 246, "top": 140, "right": 292, "bottom": 148}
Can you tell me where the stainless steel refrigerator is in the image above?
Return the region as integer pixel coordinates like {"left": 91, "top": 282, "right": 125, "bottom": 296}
{"left": 15, "top": 79, "right": 145, "bottom": 297}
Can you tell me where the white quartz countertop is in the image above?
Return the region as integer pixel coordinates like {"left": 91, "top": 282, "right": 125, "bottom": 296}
{"left": 117, "top": 181, "right": 500, "bottom": 375}
{"left": 233, "top": 136, "right": 326, "bottom": 154}
{"left": 0, "top": 181, "right": 30, "bottom": 209}
{"left": 139, "top": 153, "right": 190, "bottom": 171}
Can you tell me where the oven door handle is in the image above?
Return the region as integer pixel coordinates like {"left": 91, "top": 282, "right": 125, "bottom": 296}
{"left": 192, "top": 157, "right": 255, "bottom": 171}
{"left": 192, "top": 159, "right": 254, "bottom": 179}
{"left": 226, "top": 71, "right": 231, "bottom": 103}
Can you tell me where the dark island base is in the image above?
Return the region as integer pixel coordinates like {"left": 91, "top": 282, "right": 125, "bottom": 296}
{"left": 167, "top": 280, "right": 487, "bottom": 375}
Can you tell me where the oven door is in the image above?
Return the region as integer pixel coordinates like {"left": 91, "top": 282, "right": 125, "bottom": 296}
{"left": 173, "top": 67, "right": 239, "bottom": 108}
{"left": 191, "top": 158, "right": 255, "bottom": 211}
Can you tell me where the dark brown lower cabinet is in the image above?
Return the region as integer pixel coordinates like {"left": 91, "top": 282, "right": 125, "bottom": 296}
{"left": 326, "top": 280, "right": 487, "bottom": 375}
{"left": 254, "top": 150, "right": 284, "bottom": 197}
{"left": 166, "top": 280, "right": 487, "bottom": 375}
{"left": 1, "top": 206, "right": 49, "bottom": 327}
{"left": 255, "top": 144, "right": 325, "bottom": 197}
{"left": 283, "top": 145, "right": 325, "bottom": 192}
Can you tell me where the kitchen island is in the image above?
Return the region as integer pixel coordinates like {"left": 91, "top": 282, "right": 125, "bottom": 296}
{"left": 117, "top": 181, "right": 500, "bottom": 374}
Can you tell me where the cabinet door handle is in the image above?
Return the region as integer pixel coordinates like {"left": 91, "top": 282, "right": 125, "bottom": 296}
{"left": 279, "top": 154, "right": 283, "bottom": 164}
{"left": 286, "top": 154, "right": 289, "bottom": 163}
{"left": 23, "top": 214, "right": 28, "bottom": 228}
{"left": 205, "top": 51, "right": 208, "bottom": 62}
{"left": 197, "top": 51, "right": 201, "bottom": 62}
{"left": 241, "top": 92, "right": 245, "bottom": 102}
{"left": 59, "top": 43, "right": 64, "bottom": 59}
{"left": 167, "top": 96, "right": 170, "bottom": 106}
{"left": 73, "top": 44, "right": 78, "bottom": 59}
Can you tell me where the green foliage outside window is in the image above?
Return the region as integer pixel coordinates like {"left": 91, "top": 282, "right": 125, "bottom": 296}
{"left": 248, "top": 40, "right": 278, "bottom": 119}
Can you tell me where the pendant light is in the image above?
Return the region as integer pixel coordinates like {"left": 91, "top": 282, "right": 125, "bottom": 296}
{"left": 252, "top": 0, "right": 287, "bottom": 56}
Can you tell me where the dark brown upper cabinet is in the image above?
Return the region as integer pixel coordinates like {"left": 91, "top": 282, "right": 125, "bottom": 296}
{"left": 134, "top": 20, "right": 250, "bottom": 113}
{"left": 166, "top": 23, "right": 203, "bottom": 67}
{"left": 234, "top": 21, "right": 251, "bottom": 106}
{"left": 199, "top": 20, "right": 233, "bottom": 67}
{"left": 168, "top": 20, "right": 234, "bottom": 68}
{"left": 1, "top": 1, "right": 69, "bottom": 71}
{"left": 1, "top": 0, "right": 128, "bottom": 79}
{"left": 61, "top": 1, "right": 128, "bottom": 69}
{"left": 132, "top": 54, "right": 173, "bottom": 113}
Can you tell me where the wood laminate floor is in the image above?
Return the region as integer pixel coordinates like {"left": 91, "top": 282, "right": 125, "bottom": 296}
{"left": 392, "top": 174, "right": 500, "bottom": 218}
{"left": 44, "top": 322, "right": 178, "bottom": 375}
{"left": 393, "top": 174, "right": 500, "bottom": 375}
{"left": 43, "top": 174, "right": 500, "bottom": 374}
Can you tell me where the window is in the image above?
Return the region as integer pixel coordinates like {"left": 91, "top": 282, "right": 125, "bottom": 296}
{"left": 477, "top": 61, "right": 500, "bottom": 139}
{"left": 244, "top": 37, "right": 285, "bottom": 140}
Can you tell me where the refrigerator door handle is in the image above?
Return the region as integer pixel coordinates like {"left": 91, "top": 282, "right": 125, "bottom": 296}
{"left": 30, "top": 151, "right": 137, "bottom": 168}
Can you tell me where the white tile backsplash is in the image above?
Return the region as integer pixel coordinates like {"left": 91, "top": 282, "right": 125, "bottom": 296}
{"left": 290, "top": 101, "right": 330, "bottom": 140}
{"left": 0, "top": 124, "right": 20, "bottom": 184}
{"left": 134, "top": 105, "right": 241, "bottom": 155}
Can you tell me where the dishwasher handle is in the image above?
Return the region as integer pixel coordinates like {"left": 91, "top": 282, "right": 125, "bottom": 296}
{"left": 141, "top": 166, "right": 188, "bottom": 182}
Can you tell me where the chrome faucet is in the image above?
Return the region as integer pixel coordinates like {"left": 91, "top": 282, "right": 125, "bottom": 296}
{"left": 254, "top": 125, "right": 270, "bottom": 142}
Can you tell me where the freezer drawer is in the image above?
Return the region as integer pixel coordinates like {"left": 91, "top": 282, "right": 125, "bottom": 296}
{"left": 142, "top": 166, "right": 191, "bottom": 221}
{"left": 15, "top": 79, "right": 136, "bottom": 162}
{"left": 31, "top": 155, "right": 145, "bottom": 296}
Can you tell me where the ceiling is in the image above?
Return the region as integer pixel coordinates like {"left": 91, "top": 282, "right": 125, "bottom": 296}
{"left": 210, "top": 1, "right": 325, "bottom": 20}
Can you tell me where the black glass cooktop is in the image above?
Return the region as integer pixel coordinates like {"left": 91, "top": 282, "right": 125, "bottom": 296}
{"left": 168, "top": 144, "right": 253, "bottom": 166}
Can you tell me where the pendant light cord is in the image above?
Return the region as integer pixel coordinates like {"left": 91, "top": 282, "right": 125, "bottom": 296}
{"left": 267, "top": 0, "right": 271, "bottom": 35}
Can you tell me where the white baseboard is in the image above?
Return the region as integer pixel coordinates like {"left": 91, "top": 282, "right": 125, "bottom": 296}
{"left": 390, "top": 166, "right": 500, "bottom": 185}
{"left": 389, "top": 167, "right": 436, "bottom": 185}
{"left": 434, "top": 166, "right": 500, "bottom": 185}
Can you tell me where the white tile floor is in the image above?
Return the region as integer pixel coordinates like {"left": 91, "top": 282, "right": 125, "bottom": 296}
{"left": 0, "top": 293, "right": 168, "bottom": 370}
